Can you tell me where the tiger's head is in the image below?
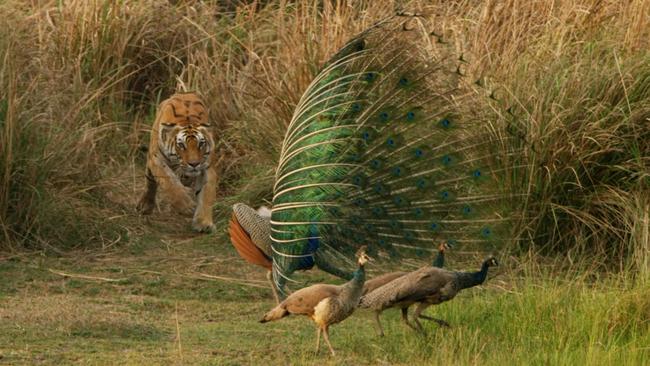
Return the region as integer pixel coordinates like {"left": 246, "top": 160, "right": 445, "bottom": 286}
{"left": 156, "top": 93, "right": 214, "bottom": 176}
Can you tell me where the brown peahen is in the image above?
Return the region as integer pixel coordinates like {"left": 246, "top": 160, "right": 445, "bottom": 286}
{"left": 229, "top": 13, "right": 524, "bottom": 299}
{"left": 359, "top": 241, "right": 452, "bottom": 336}
{"left": 259, "top": 247, "right": 371, "bottom": 356}
{"left": 362, "top": 241, "right": 451, "bottom": 296}
{"left": 359, "top": 256, "right": 499, "bottom": 335}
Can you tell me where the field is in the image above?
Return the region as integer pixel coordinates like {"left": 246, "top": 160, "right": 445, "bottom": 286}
{"left": 1, "top": 226, "right": 649, "bottom": 365}
{"left": 0, "top": 0, "right": 649, "bottom": 365}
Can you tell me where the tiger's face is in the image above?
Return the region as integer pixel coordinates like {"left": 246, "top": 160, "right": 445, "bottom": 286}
{"left": 172, "top": 126, "right": 212, "bottom": 176}
{"left": 157, "top": 93, "right": 214, "bottom": 176}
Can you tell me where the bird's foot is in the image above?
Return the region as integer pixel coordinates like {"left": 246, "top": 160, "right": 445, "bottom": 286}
{"left": 402, "top": 319, "right": 418, "bottom": 331}
{"left": 418, "top": 315, "right": 451, "bottom": 328}
{"left": 405, "top": 320, "right": 427, "bottom": 335}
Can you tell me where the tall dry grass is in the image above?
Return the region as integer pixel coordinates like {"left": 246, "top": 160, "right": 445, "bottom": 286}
{"left": 0, "top": 0, "right": 648, "bottom": 275}
{"left": 0, "top": 0, "right": 231, "bottom": 250}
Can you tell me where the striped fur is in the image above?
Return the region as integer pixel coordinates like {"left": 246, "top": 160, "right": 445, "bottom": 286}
{"left": 137, "top": 92, "right": 218, "bottom": 232}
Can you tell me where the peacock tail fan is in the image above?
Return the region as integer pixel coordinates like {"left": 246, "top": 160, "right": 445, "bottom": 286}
{"left": 270, "top": 14, "right": 528, "bottom": 294}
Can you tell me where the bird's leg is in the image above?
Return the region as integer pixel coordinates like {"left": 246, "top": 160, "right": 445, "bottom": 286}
{"left": 315, "top": 327, "right": 321, "bottom": 354}
{"left": 414, "top": 302, "right": 450, "bottom": 327}
{"left": 412, "top": 303, "right": 431, "bottom": 333}
{"left": 266, "top": 271, "right": 280, "bottom": 304}
{"left": 400, "top": 307, "right": 417, "bottom": 331}
{"left": 322, "top": 326, "right": 336, "bottom": 357}
{"left": 418, "top": 314, "right": 451, "bottom": 328}
{"left": 373, "top": 311, "right": 385, "bottom": 337}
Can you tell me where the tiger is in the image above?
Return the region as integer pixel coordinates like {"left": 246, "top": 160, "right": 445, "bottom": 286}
{"left": 136, "top": 92, "right": 217, "bottom": 232}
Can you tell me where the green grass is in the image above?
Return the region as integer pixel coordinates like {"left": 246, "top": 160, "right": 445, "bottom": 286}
{"left": 1, "top": 234, "right": 648, "bottom": 365}
{"left": 0, "top": 1, "right": 648, "bottom": 364}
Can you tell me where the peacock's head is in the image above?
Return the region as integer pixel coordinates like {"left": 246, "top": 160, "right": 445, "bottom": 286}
{"left": 485, "top": 256, "right": 499, "bottom": 267}
{"left": 356, "top": 246, "right": 372, "bottom": 266}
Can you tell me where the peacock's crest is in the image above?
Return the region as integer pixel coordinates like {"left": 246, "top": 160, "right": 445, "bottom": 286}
{"left": 264, "top": 14, "right": 527, "bottom": 293}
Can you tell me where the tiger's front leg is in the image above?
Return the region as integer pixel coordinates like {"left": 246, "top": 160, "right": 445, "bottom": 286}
{"left": 147, "top": 156, "right": 195, "bottom": 215}
{"left": 192, "top": 167, "right": 216, "bottom": 233}
{"left": 136, "top": 168, "right": 158, "bottom": 214}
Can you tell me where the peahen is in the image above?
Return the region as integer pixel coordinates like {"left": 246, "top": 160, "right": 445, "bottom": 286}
{"left": 359, "top": 256, "right": 499, "bottom": 334}
{"left": 362, "top": 241, "right": 451, "bottom": 296}
{"left": 229, "top": 14, "right": 523, "bottom": 298}
{"left": 360, "top": 241, "right": 452, "bottom": 336}
{"left": 259, "top": 247, "right": 371, "bottom": 356}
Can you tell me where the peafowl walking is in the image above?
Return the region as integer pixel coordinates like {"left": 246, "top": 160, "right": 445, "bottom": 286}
{"left": 360, "top": 241, "right": 451, "bottom": 336}
{"left": 362, "top": 241, "right": 450, "bottom": 296}
{"left": 259, "top": 247, "right": 371, "bottom": 356}
{"left": 359, "top": 256, "right": 499, "bottom": 334}
{"left": 229, "top": 13, "right": 524, "bottom": 298}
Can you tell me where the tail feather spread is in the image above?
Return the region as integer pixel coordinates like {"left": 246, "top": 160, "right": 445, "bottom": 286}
{"left": 262, "top": 14, "right": 527, "bottom": 292}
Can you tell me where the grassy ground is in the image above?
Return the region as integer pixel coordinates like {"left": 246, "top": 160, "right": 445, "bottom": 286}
{"left": 0, "top": 1, "right": 649, "bottom": 365}
{"left": 1, "top": 219, "right": 648, "bottom": 365}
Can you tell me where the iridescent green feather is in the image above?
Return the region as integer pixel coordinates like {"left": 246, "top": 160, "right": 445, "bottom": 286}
{"left": 269, "top": 14, "right": 526, "bottom": 293}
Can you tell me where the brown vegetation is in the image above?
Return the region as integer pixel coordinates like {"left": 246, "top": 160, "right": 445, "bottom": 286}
{"left": 0, "top": 0, "right": 648, "bottom": 275}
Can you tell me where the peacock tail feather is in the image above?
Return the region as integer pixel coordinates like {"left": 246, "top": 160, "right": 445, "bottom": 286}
{"left": 268, "top": 14, "right": 527, "bottom": 294}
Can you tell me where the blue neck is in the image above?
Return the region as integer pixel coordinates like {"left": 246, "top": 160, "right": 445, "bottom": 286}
{"left": 352, "top": 265, "right": 366, "bottom": 283}
{"left": 432, "top": 250, "right": 445, "bottom": 268}
{"left": 455, "top": 260, "right": 491, "bottom": 290}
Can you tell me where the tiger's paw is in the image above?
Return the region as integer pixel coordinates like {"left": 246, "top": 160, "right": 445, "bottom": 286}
{"left": 171, "top": 199, "right": 195, "bottom": 216}
{"left": 136, "top": 197, "right": 155, "bottom": 215}
{"left": 192, "top": 219, "right": 215, "bottom": 233}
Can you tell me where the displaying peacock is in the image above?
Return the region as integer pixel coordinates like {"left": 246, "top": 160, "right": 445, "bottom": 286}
{"left": 229, "top": 14, "right": 524, "bottom": 298}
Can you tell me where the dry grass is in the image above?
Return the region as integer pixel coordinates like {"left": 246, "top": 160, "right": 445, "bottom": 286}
{"left": 0, "top": 0, "right": 648, "bottom": 274}
{"left": 1, "top": 3, "right": 648, "bottom": 362}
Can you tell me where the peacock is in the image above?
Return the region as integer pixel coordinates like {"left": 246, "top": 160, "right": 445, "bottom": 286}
{"left": 229, "top": 13, "right": 523, "bottom": 299}
{"left": 229, "top": 203, "right": 279, "bottom": 302}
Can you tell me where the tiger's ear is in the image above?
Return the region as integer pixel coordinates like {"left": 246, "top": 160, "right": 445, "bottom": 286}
{"left": 158, "top": 101, "right": 179, "bottom": 126}
{"left": 158, "top": 114, "right": 178, "bottom": 143}
{"left": 159, "top": 122, "right": 177, "bottom": 143}
{"left": 156, "top": 101, "right": 179, "bottom": 139}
